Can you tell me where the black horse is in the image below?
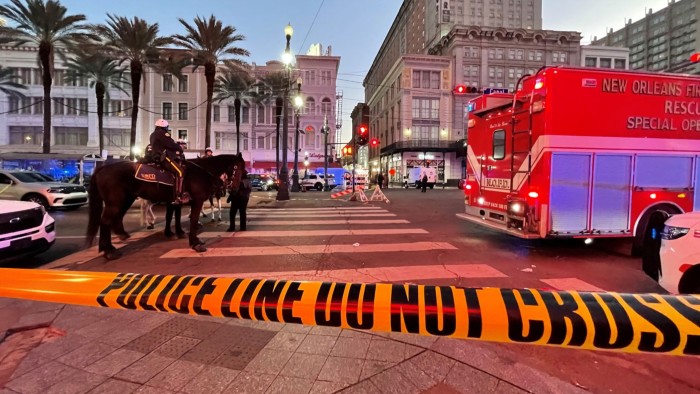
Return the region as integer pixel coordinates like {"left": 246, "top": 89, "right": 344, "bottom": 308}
{"left": 85, "top": 154, "right": 245, "bottom": 259}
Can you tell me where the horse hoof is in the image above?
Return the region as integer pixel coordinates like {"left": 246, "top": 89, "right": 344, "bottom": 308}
{"left": 217, "top": 218, "right": 222, "bottom": 222}
{"left": 147, "top": 224, "right": 154, "bottom": 230}
{"left": 118, "top": 233, "right": 130, "bottom": 241}
{"left": 192, "top": 244, "right": 207, "bottom": 253}
{"left": 177, "top": 232, "right": 187, "bottom": 239}
{"left": 104, "top": 250, "right": 122, "bottom": 260}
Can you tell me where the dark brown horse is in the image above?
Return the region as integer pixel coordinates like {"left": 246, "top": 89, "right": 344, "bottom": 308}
{"left": 85, "top": 154, "right": 245, "bottom": 259}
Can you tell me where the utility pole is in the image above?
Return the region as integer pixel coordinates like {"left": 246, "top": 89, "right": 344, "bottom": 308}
{"left": 323, "top": 115, "right": 330, "bottom": 191}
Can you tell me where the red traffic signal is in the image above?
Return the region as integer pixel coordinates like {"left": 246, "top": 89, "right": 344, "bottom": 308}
{"left": 454, "top": 84, "right": 467, "bottom": 95}
{"left": 357, "top": 125, "right": 369, "bottom": 146}
{"left": 691, "top": 53, "right": 700, "bottom": 63}
{"left": 370, "top": 138, "right": 380, "bottom": 147}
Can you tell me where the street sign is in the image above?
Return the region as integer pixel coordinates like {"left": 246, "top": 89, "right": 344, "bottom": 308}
{"left": 483, "top": 88, "right": 509, "bottom": 94}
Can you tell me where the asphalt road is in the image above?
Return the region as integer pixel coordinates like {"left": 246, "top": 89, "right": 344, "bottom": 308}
{"left": 4, "top": 187, "right": 695, "bottom": 394}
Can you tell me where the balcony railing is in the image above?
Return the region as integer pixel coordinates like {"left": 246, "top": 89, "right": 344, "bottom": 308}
{"left": 380, "top": 139, "right": 455, "bottom": 154}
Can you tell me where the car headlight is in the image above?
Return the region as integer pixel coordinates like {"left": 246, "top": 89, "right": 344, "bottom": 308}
{"left": 47, "top": 187, "right": 66, "bottom": 193}
{"left": 266, "top": 179, "right": 273, "bottom": 185}
{"left": 661, "top": 225, "right": 690, "bottom": 240}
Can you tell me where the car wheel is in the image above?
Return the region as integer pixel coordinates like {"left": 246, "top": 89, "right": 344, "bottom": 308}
{"left": 678, "top": 265, "right": 700, "bottom": 294}
{"left": 24, "top": 194, "right": 49, "bottom": 209}
{"left": 315, "top": 183, "right": 323, "bottom": 191}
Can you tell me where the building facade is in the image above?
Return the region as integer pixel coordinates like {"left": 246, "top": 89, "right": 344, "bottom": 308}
{"left": 426, "top": 0, "right": 543, "bottom": 48}
{"left": 580, "top": 45, "right": 630, "bottom": 69}
{"left": 0, "top": 44, "right": 341, "bottom": 175}
{"left": 365, "top": 16, "right": 582, "bottom": 185}
{"left": 592, "top": 0, "right": 699, "bottom": 74}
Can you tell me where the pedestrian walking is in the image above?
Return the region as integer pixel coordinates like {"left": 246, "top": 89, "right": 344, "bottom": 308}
{"left": 421, "top": 174, "right": 428, "bottom": 192}
{"left": 376, "top": 173, "right": 384, "bottom": 189}
{"left": 226, "top": 170, "right": 252, "bottom": 232}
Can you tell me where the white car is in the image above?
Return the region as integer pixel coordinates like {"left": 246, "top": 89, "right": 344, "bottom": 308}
{"left": 301, "top": 174, "right": 337, "bottom": 191}
{"left": 0, "top": 200, "right": 56, "bottom": 261}
{"left": 0, "top": 170, "right": 88, "bottom": 210}
{"left": 658, "top": 212, "right": 700, "bottom": 294}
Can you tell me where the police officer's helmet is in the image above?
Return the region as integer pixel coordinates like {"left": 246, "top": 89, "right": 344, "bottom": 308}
{"left": 155, "top": 119, "right": 170, "bottom": 130}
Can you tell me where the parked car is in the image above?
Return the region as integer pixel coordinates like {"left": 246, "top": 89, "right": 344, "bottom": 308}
{"left": 654, "top": 212, "right": 700, "bottom": 294}
{"left": 250, "top": 174, "right": 278, "bottom": 191}
{"left": 0, "top": 200, "right": 56, "bottom": 261}
{"left": 301, "top": 174, "right": 337, "bottom": 191}
{"left": 0, "top": 170, "right": 89, "bottom": 210}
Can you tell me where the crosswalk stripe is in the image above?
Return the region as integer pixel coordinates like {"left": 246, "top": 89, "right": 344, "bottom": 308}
{"left": 244, "top": 219, "right": 410, "bottom": 225}
{"left": 249, "top": 210, "right": 390, "bottom": 215}
{"left": 197, "top": 263, "right": 507, "bottom": 282}
{"left": 247, "top": 213, "right": 396, "bottom": 218}
{"left": 540, "top": 278, "right": 605, "bottom": 292}
{"left": 199, "top": 228, "right": 429, "bottom": 238}
{"left": 251, "top": 207, "right": 383, "bottom": 212}
{"left": 160, "top": 241, "right": 457, "bottom": 258}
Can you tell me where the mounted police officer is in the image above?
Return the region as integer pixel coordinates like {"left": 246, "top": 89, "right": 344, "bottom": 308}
{"left": 204, "top": 147, "right": 214, "bottom": 157}
{"left": 149, "top": 119, "right": 188, "bottom": 205}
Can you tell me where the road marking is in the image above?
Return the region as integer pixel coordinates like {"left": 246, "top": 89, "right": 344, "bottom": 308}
{"left": 244, "top": 219, "right": 410, "bottom": 225}
{"left": 200, "top": 263, "right": 506, "bottom": 283}
{"left": 251, "top": 207, "right": 383, "bottom": 212}
{"left": 247, "top": 213, "right": 396, "bottom": 218}
{"left": 199, "top": 228, "right": 429, "bottom": 238}
{"left": 540, "top": 278, "right": 605, "bottom": 292}
{"left": 160, "top": 241, "right": 457, "bottom": 258}
{"left": 249, "top": 210, "right": 390, "bottom": 215}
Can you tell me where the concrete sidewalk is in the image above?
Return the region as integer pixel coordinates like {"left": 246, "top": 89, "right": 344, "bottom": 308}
{"left": 0, "top": 298, "right": 583, "bottom": 394}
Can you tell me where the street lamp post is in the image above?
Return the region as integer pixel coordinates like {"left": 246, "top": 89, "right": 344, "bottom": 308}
{"left": 276, "top": 23, "right": 294, "bottom": 201}
{"left": 323, "top": 115, "right": 330, "bottom": 191}
{"left": 291, "top": 80, "right": 303, "bottom": 192}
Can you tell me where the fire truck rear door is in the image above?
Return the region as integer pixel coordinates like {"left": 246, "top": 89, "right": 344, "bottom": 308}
{"left": 591, "top": 154, "right": 632, "bottom": 233}
{"left": 550, "top": 153, "right": 591, "bottom": 234}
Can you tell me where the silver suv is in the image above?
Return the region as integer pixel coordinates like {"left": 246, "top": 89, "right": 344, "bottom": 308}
{"left": 0, "top": 170, "right": 89, "bottom": 210}
{"left": 301, "top": 174, "right": 337, "bottom": 191}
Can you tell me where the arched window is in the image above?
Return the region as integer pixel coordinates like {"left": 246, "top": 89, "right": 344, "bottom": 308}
{"left": 321, "top": 98, "right": 332, "bottom": 116}
{"left": 304, "top": 125, "right": 316, "bottom": 148}
{"left": 305, "top": 97, "right": 315, "bottom": 115}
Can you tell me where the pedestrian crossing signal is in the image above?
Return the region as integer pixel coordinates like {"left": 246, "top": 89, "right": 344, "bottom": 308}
{"left": 342, "top": 146, "right": 353, "bottom": 155}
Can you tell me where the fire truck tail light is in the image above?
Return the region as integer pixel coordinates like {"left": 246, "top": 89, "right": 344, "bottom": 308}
{"left": 528, "top": 191, "right": 539, "bottom": 199}
{"left": 532, "top": 100, "right": 545, "bottom": 113}
{"left": 534, "top": 78, "right": 545, "bottom": 89}
{"left": 467, "top": 119, "right": 476, "bottom": 128}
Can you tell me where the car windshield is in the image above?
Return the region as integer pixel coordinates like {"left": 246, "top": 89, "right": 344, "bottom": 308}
{"left": 10, "top": 172, "right": 52, "bottom": 183}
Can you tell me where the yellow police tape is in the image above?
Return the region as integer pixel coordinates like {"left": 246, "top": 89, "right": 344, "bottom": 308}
{"left": 0, "top": 268, "right": 697, "bottom": 356}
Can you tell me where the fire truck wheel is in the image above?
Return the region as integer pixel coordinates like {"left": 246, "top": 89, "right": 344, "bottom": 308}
{"left": 678, "top": 265, "right": 700, "bottom": 294}
{"left": 634, "top": 203, "right": 680, "bottom": 265}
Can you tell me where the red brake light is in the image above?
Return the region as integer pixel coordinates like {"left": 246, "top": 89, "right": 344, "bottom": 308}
{"left": 679, "top": 264, "right": 693, "bottom": 273}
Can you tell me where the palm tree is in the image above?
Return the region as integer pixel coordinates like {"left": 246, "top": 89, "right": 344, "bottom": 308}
{"left": 91, "top": 15, "right": 171, "bottom": 159}
{"left": 0, "top": 0, "right": 91, "bottom": 153}
{"left": 173, "top": 15, "right": 249, "bottom": 151}
{"left": 214, "top": 69, "right": 252, "bottom": 154}
{"left": 0, "top": 65, "right": 27, "bottom": 98}
{"left": 253, "top": 72, "right": 293, "bottom": 172}
{"left": 64, "top": 51, "right": 129, "bottom": 155}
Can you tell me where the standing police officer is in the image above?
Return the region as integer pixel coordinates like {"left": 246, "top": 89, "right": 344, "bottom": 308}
{"left": 149, "top": 119, "right": 187, "bottom": 204}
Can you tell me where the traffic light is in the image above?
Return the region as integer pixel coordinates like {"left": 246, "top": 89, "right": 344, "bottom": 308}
{"left": 356, "top": 125, "right": 369, "bottom": 146}
{"left": 454, "top": 84, "right": 467, "bottom": 95}
{"left": 370, "top": 138, "right": 380, "bottom": 147}
{"left": 691, "top": 53, "right": 700, "bottom": 63}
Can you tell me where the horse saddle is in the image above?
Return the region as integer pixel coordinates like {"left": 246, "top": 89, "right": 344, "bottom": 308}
{"left": 135, "top": 163, "right": 175, "bottom": 186}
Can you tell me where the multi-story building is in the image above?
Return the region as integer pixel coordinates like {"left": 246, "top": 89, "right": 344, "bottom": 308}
{"left": 592, "top": 0, "right": 699, "bottom": 74}
{"left": 364, "top": 0, "right": 580, "bottom": 186}
{"left": 0, "top": 44, "right": 341, "bottom": 175}
{"left": 426, "top": 0, "right": 543, "bottom": 48}
{"left": 580, "top": 45, "right": 630, "bottom": 69}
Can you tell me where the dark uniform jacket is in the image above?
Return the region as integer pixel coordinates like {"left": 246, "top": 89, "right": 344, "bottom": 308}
{"left": 227, "top": 178, "right": 252, "bottom": 203}
{"left": 150, "top": 128, "right": 183, "bottom": 160}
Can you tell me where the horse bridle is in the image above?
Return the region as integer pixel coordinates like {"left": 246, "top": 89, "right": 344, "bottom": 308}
{"left": 187, "top": 160, "right": 243, "bottom": 189}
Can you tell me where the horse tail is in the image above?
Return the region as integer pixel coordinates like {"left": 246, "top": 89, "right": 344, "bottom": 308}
{"left": 84, "top": 174, "right": 103, "bottom": 248}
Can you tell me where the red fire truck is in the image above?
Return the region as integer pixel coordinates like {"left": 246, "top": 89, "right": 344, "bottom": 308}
{"left": 457, "top": 66, "right": 700, "bottom": 254}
